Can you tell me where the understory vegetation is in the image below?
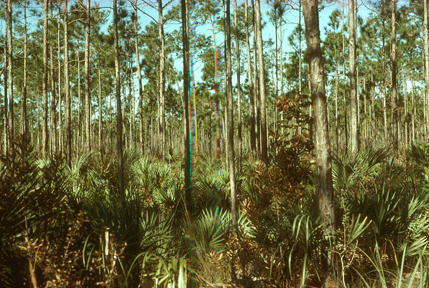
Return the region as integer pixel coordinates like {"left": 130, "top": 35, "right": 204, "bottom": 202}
{"left": 2, "top": 132, "right": 429, "bottom": 288}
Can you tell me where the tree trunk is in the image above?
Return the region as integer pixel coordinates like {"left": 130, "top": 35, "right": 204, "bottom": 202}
{"left": 85, "top": 0, "right": 91, "bottom": 152}
{"left": 114, "top": 0, "right": 124, "bottom": 204}
{"left": 404, "top": 70, "right": 408, "bottom": 149}
{"left": 50, "top": 7, "right": 56, "bottom": 155}
{"left": 424, "top": 0, "right": 429, "bottom": 140}
{"left": 234, "top": 0, "right": 242, "bottom": 172}
{"left": 4, "top": 5, "right": 8, "bottom": 154}
{"left": 335, "top": 48, "right": 339, "bottom": 151}
{"left": 245, "top": 0, "right": 255, "bottom": 155}
{"left": 98, "top": 54, "right": 103, "bottom": 154}
{"left": 411, "top": 80, "right": 417, "bottom": 144}
{"left": 280, "top": 10, "right": 284, "bottom": 136}
{"left": 134, "top": 0, "right": 144, "bottom": 154}
{"left": 342, "top": 5, "right": 347, "bottom": 152}
{"left": 302, "top": 1, "right": 336, "bottom": 287}
{"left": 8, "top": 0, "right": 13, "bottom": 150}
{"left": 42, "top": 0, "right": 48, "bottom": 157}
{"left": 391, "top": 0, "right": 398, "bottom": 150}
{"left": 77, "top": 45, "right": 81, "bottom": 157}
{"left": 252, "top": 0, "right": 260, "bottom": 157}
{"left": 349, "top": 0, "right": 358, "bottom": 152}
{"left": 256, "top": 0, "right": 267, "bottom": 162}
{"left": 181, "top": 0, "right": 192, "bottom": 220}
{"left": 57, "top": 8, "right": 62, "bottom": 153}
{"left": 158, "top": 0, "right": 165, "bottom": 160}
{"left": 64, "top": 0, "right": 71, "bottom": 166}
{"left": 22, "top": 0, "right": 28, "bottom": 136}
{"left": 226, "top": 0, "right": 238, "bottom": 238}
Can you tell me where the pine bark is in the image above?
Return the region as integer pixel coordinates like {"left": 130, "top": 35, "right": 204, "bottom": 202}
{"left": 181, "top": 0, "right": 192, "bottom": 218}
{"left": 234, "top": 0, "right": 241, "bottom": 173}
{"left": 245, "top": 0, "right": 256, "bottom": 154}
{"left": 114, "top": 0, "right": 124, "bottom": 203}
{"left": 98, "top": 54, "right": 103, "bottom": 154}
{"left": 3, "top": 6, "right": 7, "bottom": 154}
{"left": 23, "top": 0, "right": 28, "bottom": 135}
{"left": 64, "top": 0, "right": 71, "bottom": 166}
{"left": 8, "top": 0, "right": 13, "bottom": 149}
{"left": 158, "top": 0, "right": 165, "bottom": 160}
{"left": 302, "top": 1, "right": 335, "bottom": 287}
{"left": 349, "top": 0, "right": 358, "bottom": 152}
{"left": 252, "top": 0, "right": 260, "bottom": 156}
{"left": 42, "top": 0, "right": 48, "bottom": 157}
{"left": 391, "top": 0, "right": 398, "bottom": 150}
{"left": 134, "top": 1, "right": 144, "bottom": 154}
{"left": 424, "top": 0, "right": 429, "bottom": 140}
{"left": 255, "top": 0, "right": 267, "bottom": 162}
{"left": 226, "top": 0, "right": 238, "bottom": 237}
{"left": 57, "top": 9, "right": 62, "bottom": 153}
{"left": 85, "top": 0, "right": 91, "bottom": 152}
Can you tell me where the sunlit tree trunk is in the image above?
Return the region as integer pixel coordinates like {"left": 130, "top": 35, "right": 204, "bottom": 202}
{"left": 42, "top": 0, "right": 48, "bottom": 157}
{"left": 98, "top": 54, "right": 103, "bottom": 154}
{"left": 158, "top": 0, "right": 165, "bottom": 160}
{"left": 341, "top": 5, "right": 347, "bottom": 152}
{"left": 57, "top": 8, "right": 62, "bottom": 153}
{"left": 335, "top": 47, "right": 339, "bottom": 151}
{"left": 256, "top": 0, "right": 267, "bottom": 162}
{"left": 424, "top": 0, "right": 429, "bottom": 140}
{"left": 252, "top": 0, "right": 260, "bottom": 157}
{"left": 391, "top": 0, "right": 398, "bottom": 150}
{"left": 64, "top": 0, "right": 71, "bottom": 166}
{"left": 349, "top": 0, "right": 358, "bottom": 152}
{"left": 245, "top": 0, "right": 255, "bottom": 154}
{"left": 280, "top": 9, "right": 284, "bottom": 136}
{"left": 50, "top": 4, "right": 56, "bottom": 154}
{"left": 234, "top": 0, "right": 242, "bottom": 172}
{"left": 85, "top": 0, "right": 91, "bottom": 152}
{"left": 302, "top": 2, "right": 336, "bottom": 287}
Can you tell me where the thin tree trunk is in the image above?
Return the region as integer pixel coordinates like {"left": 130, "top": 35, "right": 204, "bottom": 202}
{"left": 64, "top": 0, "right": 71, "bottom": 166}
{"left": 404, "top": 70, "right": 408, "bottom": 149}
{"left": 335, "top": 48, "right": 339, "bottom": 151}
{"left": 77, "top": 45, "right": 81, "bottom": 157}
{"left": 98, "top": 54, "right": 103, "bottom": 154}
{"left": 23, "top": 0, "right": 28, "bottom": 136}
{"left": 256, "top": 0, "right": 267, "bottom": 162}
{"left": 4, "top": 4, "right": 8, "bottom": 154}
{"left": 349, "top": 0, "right": 358, "bottom": 152}
{"left": 280, "top": 11, "right": 284, "bottom": 136}
{"left": 234, "top": 0, "right": 242, "bottom": 172}
{"left": 158, "top": 0, "right": 165, "bottom": 160}
{"left": 8, "top": 0, "right": 13, "bottom": 149}
{"left": 252, "top": 0, "right": 260, "bottom": 157}
{"left": 391, "top": 0, "right": 398, "bottom": 150}
{"left": 342, "top": 5, "right": 347, "bottom": 152}
{"left": 411, "top": 80, "right": 417, "bottom": 144}
{"left": 57, "top": 7, "right": 62, "bottom": 153}
{"left": 424, "top": 0, "right": 429, "bottom": 140}
{"left": 114, "top": 0, "right": 124, "bottom": 204}
{"left": 43, "top": 0, "right": 48, "bottom": 157}
{"left": 50, "top": 8, "right": 56, "bottom": 155}
{"left": 134, "top": 0, "right": 143, "bottom": 154}
{"left": 245, "top": 0, "right": 255, "bottom": 155}
{"left": 85, "top": 0, "right": 91, "bottom": 152}
{"left": 181, "top": 0, "right": 192, "bottom": 220}
{"left": 302, "top": 2, "right": 335, "bottom": 287}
